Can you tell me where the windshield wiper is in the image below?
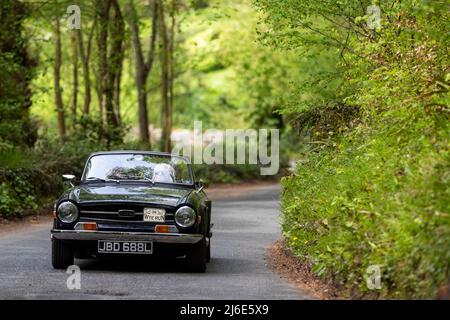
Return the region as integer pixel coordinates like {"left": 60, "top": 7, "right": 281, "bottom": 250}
{"left": 126, "top": 176, "right": 155, "bottom": 185}
{"left": 145, "top": 177, "right": 155, "bottom": 185}
{"left": 85, "top": 177, "right": 120, "bottom": 184}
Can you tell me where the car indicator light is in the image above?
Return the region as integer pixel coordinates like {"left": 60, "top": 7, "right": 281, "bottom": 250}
{"left": 155, "top": 225, "right": 177, "bottom": 233}
{"left": 74, "top": 222, "right": 97, "bottom": 231}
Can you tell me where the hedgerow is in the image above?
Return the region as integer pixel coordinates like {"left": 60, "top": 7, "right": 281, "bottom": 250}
{"left": 256, "top": 0, "right": 450, "bottom": 298}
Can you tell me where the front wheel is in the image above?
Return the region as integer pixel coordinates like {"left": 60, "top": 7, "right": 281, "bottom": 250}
{"left": 52, "top": 238, "right": 74, "bottom": 269}
{"left": 186, "top": 238, "right": 207, "bottom": 272}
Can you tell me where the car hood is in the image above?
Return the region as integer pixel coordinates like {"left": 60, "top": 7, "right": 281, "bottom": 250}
{"left": 69, "top": 184, "right": 193, "bottom": 207}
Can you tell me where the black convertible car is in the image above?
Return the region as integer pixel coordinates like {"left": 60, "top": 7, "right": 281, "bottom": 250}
{"left": 51, "top": 151, "right": 212, "bottom": 272}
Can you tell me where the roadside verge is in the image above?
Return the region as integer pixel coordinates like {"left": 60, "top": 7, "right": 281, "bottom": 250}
{"left": 266, "top": 240, "right": 345, "bottom": 300}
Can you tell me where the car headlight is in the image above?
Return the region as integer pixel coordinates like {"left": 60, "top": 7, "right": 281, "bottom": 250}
{"left": 175, "top": 206, "right": 196, "bottom": 228}
{"left": 57, "top": 201, "right": 79, "bottom": 223}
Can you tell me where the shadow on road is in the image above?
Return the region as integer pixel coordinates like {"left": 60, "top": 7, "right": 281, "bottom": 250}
{"left": 76, "top": 256, "right": 191, "bottom": 273}
{"left": 74, "top": 256, "right": 242, "bottom": 274}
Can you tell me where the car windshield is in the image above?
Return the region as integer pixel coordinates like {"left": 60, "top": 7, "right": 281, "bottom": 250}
{"left": 83, "top": 154, "right": 192, "bottom": 185}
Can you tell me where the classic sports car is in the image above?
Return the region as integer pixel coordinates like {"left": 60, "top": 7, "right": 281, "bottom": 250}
{"left": 51, "top": 151, "right": 212, "bottom": 272}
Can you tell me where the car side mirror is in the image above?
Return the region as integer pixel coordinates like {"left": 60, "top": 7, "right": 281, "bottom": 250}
{"left": 196, "top": 180, "right": 208, "bottom": 192}
{"left": 62, "top": 174, "right": 76, "bottom": 187}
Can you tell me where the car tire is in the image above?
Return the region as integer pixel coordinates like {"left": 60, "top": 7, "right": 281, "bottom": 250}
{"left": 206, "top": 237, "right": 211, "bottom": 263}
{"left": 186, "top": 237, "right": 206, "bottom": 272}
{"left": 52, "top": 238, "right": 74, "bottom": 269}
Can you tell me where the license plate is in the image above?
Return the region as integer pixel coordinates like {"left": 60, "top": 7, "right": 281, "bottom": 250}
{"left": 143, "top": 208, "right": 165, "bottom": 222}
{"left": 98, "top": 241, "right": 153, "bottom": 254}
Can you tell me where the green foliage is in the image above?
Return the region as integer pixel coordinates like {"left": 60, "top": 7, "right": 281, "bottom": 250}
{"left": 28, "top": 0, "right": 300, "bottom": 134}
{"left": 0, "top": 139, "right": 87, "bottom": 218}
{"left": 0, "top": 174, "right": 39, "bottom": 217}
{"left": 194, "top": 163, "right": 272, "bottom": 184}
{"left": 282, "top": 114, "right": 449, "bottom": 298}
{"left": 0, "top": 0, "right": 37, "bottom": 147}
{"left": 257, "top": 0, "right": 450, "bottom": 298}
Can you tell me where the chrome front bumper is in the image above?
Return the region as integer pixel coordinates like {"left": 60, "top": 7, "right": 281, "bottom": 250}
{"left": 51, "top": 229, "right": 203, "bottom": 244}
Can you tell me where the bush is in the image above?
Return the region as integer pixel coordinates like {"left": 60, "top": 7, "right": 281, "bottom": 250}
{"left": 0, "top": 137, "right": 98, "bottom": 218}
{"left": 257, "top": 0, "right": 450, "bottom": 299}
{"left": 281, "top": 112, "right": 449, "bottom": 298}
{"left": 0, "top": 169, "right": 43, "bottom": 217}
{"left": 193, "top": 163, "right": 274, "bottom": 184}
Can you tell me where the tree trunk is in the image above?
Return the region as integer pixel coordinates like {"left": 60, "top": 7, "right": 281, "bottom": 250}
{"left": 95, "top": 79, "right": 104, "bottom": 136}
{"left": 53, "top": 16, "right": 65, "bottom": 143}
{"left": 97, "top": 0, "right": 122, "bottom": 144}
{"left": 70, "top": 31, "right": 78, "bottom": 129}
{"left": 76, "top": 17, "right": 95, "bottom": 117}
{"left": 168, "top": 0, "right": 176, "bottom": 148}
{"left": 109, "top": 0, "right": 125, "bottom": 129}
{"left": 113, "top": 53, "right": 124, "bottom": 125}
{"left": 127, "top": 0, "right": 159, "bottom": 145}
{"left": 96, "top": 0, "right": 110, "bottom": 136}
{"left": 158, "top": 0, "right": 171, "bottom": 152}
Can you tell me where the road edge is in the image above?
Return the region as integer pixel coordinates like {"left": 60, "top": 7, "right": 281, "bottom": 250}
{"left": 266, "top": 239, "right": 345, "bottom": 300}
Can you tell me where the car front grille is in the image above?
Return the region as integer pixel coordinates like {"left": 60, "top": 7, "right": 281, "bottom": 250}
{"left": 78, "top": 203, "right": 175, "bottom": 222}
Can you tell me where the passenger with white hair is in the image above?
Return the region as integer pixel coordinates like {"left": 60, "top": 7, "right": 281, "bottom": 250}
{"left": 152, "top": 163, "right": 176, "bottom": 183}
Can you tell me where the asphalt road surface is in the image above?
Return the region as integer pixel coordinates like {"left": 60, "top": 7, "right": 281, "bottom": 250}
{"left": 0, "top": 184, "right": 308, "bottom": 299}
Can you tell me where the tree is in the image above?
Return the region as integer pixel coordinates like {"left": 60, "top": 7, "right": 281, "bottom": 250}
{"left": 158, "top": 0, "right": 171, "bottom": 152}
{"left": 110, "top": 0, "right": 125, "bottom": 127}
{"left": 0, "top": 0, "right": 37, "bottom": 147}
{"left": 53, "top": 11, "right": 66, "bottom": 143}
{"left": 168, "top": 0, "right": 177, "bottom": 150}
{"left": 95, "top": 0, "right": 124, "bottom": 143}
{"left": 70, "top": 30, "right": 78, "bottom": 129}
{"left": 76, "top": 15, "right": 96, "bottom": 117}
{"left": 127, "top": 0, "right": 159, "bottom": 145}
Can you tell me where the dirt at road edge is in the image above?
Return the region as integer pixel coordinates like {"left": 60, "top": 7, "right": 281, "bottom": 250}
{"left": 266, "top": 240, "right": 345, "bottom": 300}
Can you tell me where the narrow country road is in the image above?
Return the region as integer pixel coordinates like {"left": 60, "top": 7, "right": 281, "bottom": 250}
{"left": 0, "top": 184, "right": 308, "bottom": 299}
